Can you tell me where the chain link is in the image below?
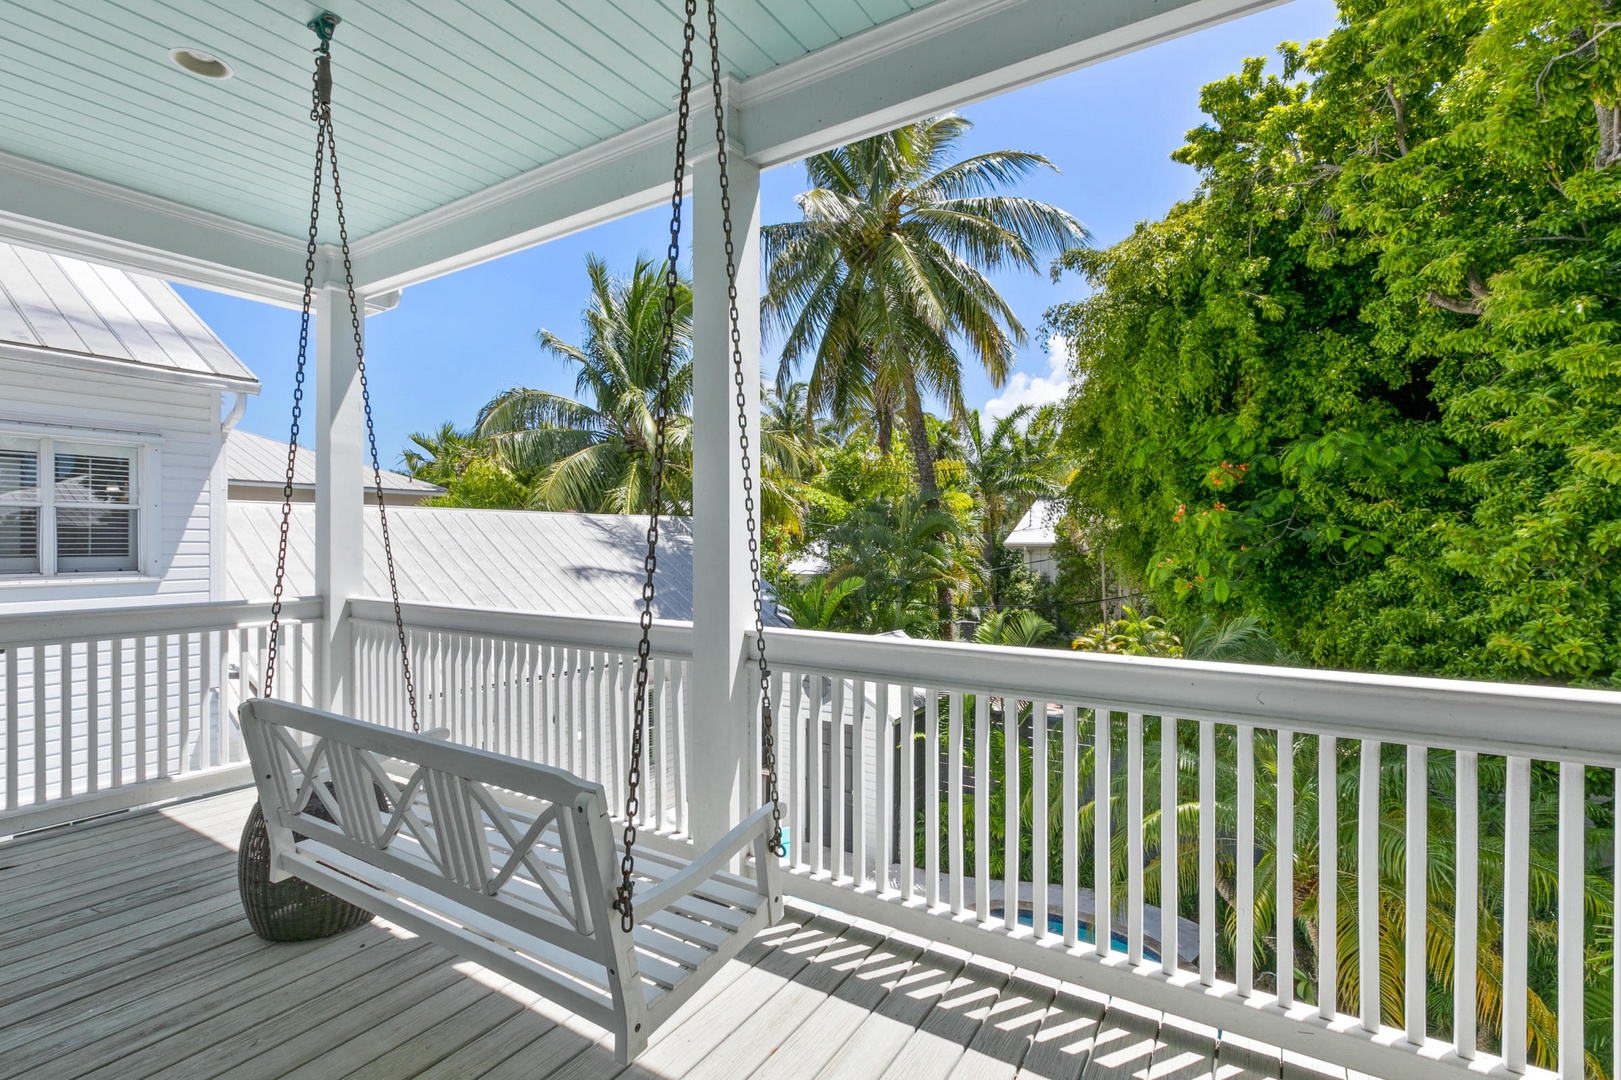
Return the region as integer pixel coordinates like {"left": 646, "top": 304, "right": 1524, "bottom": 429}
{"left": 616, "top": 0, "right": 698, "bottom": 933}
{"left": 266, "top": 14, "right": 418, "bottom": 732}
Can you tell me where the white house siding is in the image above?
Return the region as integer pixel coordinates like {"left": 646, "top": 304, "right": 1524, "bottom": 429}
{"left": 0, "top": 358, "right": 234, "bottom": 816}
{"left": 0, "top": 354, "right": 224, "bottom": 612}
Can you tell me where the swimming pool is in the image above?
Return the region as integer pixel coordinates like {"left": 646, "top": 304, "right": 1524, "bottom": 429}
{"left": 1003, "top": 909, "right": 1161, "bottom": 963}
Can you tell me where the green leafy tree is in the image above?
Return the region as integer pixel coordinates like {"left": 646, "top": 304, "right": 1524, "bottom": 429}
{"left": 774, "top": 573, "right": 866, "bottom": 631}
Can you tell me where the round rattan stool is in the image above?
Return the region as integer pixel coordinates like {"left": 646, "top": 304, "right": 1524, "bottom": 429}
{"left": 237, "top": 793, "right": 374, "bottom": 942}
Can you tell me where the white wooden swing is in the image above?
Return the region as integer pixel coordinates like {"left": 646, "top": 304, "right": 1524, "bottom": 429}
{"left": 239, "top": 7, "right": 786, "bottom": 1065}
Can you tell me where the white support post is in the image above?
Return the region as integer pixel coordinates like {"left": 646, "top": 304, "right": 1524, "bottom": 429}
{"left": 313, "top": 278, "right": 365, "bottom": 714}
{"left": 687, "top": 144, "right": 763, "bottom": 849}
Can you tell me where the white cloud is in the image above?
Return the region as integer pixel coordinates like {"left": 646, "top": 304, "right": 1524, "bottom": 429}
{"left": 983, "top": 333, "right": 1072, "bottom": 427}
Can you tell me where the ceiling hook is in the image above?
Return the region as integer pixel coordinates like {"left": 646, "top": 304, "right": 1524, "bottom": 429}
{"left": 308, "top": 11, "right": 340, "bottom": 53}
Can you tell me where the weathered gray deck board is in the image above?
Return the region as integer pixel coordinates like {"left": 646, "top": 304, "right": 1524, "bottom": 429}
{"left": 1081, "top": 1001, "right": 1163, "bottom": 1080}
{"left": 0, "top": 789, "right": 1321, "bottom": 1080}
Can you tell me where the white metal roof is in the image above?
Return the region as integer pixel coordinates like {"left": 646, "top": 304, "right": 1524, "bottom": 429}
{"left": 226, "top": 502, "right": 785, "bottom": 625}
{"left": 0, "top": 241, "right": 258, "bottom": 391}
{"left": 225, "top": 429, "right": 440, "bottom": 495}
{"left": 1004, "top": 498, "right": 1059, "bottom": 549}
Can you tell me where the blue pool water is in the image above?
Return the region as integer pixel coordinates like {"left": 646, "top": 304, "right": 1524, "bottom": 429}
{"left": 1008, "top": 910, "right": 1160, "bottom": 962}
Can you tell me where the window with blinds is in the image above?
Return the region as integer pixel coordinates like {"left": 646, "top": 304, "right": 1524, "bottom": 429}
{"left": 0, "top": 448, "right": 41, "bottom": 574}
{"left": 0, "top": 437, "right": 143, "bottom": 577}
{"left": 54, "top": 451, "right": 137, "bottom": 572}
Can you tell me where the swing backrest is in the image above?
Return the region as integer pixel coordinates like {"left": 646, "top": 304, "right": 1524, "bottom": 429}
{"left": 238, "top": 696, "right": 645, "bottom": 1041}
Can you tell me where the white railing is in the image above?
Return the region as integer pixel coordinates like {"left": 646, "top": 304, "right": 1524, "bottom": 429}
{"left": 0, "top": 597, "right": 323, "bottom": 835}
{"left": 764, "top": 628, "right": 1621, "bottom": 1080}
{"left": 350, "top": 598, "right": 1621, "bottom": 1080}
{"left": 350, "top": 598, "right": 694, "bottom": 839}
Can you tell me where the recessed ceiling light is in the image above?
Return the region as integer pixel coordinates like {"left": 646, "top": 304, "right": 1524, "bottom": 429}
{"left": 169, "top": 47, "right": 233, "bottom": 80}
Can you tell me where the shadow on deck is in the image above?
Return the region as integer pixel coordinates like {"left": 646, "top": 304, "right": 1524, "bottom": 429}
{"left": 0, "top": 790, "right": 1348, "bottom": 1080}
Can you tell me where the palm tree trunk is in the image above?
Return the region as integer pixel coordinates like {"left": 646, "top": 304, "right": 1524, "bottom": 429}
{"left": 902, "top": 377, "right": 954, "bottom": 639}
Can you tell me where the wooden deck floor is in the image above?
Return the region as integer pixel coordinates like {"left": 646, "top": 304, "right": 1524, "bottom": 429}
{"left": 0, "top": 789, "right": 1356, "bottom": 1080}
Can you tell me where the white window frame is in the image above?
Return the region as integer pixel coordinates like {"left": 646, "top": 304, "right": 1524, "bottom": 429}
{"left": 0, "top": 428, "right": 160, "bottom": 580}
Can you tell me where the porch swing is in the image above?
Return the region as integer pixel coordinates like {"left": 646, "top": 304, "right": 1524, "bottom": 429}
{"left": 236, "top": 6, "right": 786, "bottom": 1065}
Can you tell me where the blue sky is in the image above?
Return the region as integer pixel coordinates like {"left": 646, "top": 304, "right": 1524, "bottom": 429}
{"left": 180, "top": 0, "right": 1337, "bottom": 468}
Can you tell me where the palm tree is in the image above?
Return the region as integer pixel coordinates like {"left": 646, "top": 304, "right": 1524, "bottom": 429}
{"left": 400, "top": 422, "right": 483, "bottom": 488}
{"left": 958, "top": 404, "right": 1064, "bottom": 606}
{"left": 479, "top": 255, "right": 693, "bottom": 515}
{"left": 762, "top": 114, "right": 1088, "bottom": 503}
{"left": 774, "top": 573, "right": 865, "bottom": 631}
{"left": 972, "top": 608, "right": 1056, "bottom": 647}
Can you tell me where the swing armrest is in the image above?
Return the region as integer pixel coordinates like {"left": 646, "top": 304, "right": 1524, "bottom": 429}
{"left": 634, "top": 802, "right": 779, "bottom": 921}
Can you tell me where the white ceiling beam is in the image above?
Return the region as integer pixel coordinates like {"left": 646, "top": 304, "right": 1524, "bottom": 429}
{"left": 348, "top": 0, "right": 1279, "bottom": 294}
{"left": 0, "top": 150, "right": 309, "bottom": 307}
{"left": 735, "top": 0, "right": 1285, "bottom": 167}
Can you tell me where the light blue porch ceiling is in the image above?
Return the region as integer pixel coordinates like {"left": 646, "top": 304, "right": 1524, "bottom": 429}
{"left": 0, "top": 0, "right": 936, "bottom": 241}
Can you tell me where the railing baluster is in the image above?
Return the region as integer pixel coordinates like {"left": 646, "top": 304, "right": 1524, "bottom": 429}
{"left": 1032, "top": 696, "right": 1048, "bottom": 937}
{"left": 975, "top": 691, "right": 990, "bottom": 920}
{"left": 1405, "top": 743, "right": 1425, "bottom": 1044}
{"left": 1278, "top": 727, "right": 1294, "bottom": 1008}
{"left": 1237, "top": 723, "right": 1254, "bottom": 995}
{"left": 34, "top": 644, "right": 48, "bottom": 802}
{"left": 86, "top": 641, "right": 99, "bottom": 794}
{"left": 1161, "top": 713, "right": 1177, "bottom": 975}
{"left": 157, "top": 634, "right": 170, "bottom": 775}
{"left": 1558, "top": 760, "right": 1584, "bottom": 1079}
{"left": 899, "top": 682, "right": 916, "bottom": 902}
{"left": 1455, "top": 750, "right": 1478, "bottom": 1059}
{"left": 60, "top": 642, "right": 75, "bottom": 798}
{"left": 132, "top": 639, "right": 147, "bottom": 786}
{"left": 1503, "top": 754, "right": 1530, "bottom": 1073}
{"left": 832, "top": 676, "right": 848, "bottom": 882}
{"left": 1199, "top": 719, "right": 1215, "bottom": 985}
{"left": 673, "top": 660, "right": 689, "bottom": 834}
{"left": 197, "top": 625, "right": 213, "bottom": 768}
{"left": 6, "top": 646, "right": 18, "bottom": 810}
{"left": 1095, "top": 706, "right": 1112, "bottom": 958}
{"left": 1359, "top": 739, "right": 1381, "bottom": 1032}
{"left": 1127, "top": 710, "right": 1143, "bottom": 965}
{"left": 111, "top": 637, "right": 124, "bottom": 785}
{"left": 1004, "top": 693, "right": 1020, "bottom": 933}
{"left": 852, "top": 678, "right": 868, "bottom": 887}
{"left": 790, "top": 672, "right": 806, "bottom": 871}
{"left": 948, "top": 689, "right": 964, "bottom": 914}
{"left": 178, "top": 633, "right": 191, "bottom": 775}
{"left": 201, "top": 632, "right": 216, "bottom": 769}
{"left": 925, "top": 687, "right": 940, "bottom": 908}
{"left": 809, "top": 675, "right": 825, "bottom": 877}
{"left": 1319, "top": 735, "right": 1336, "bottom": 1019}
{"left": 1062, "top": 702, "right": 1077, "bottom": 947}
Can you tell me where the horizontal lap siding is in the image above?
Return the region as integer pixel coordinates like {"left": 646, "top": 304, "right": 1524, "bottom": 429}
{"left": 0, "top": 357, "right": 221, "bottom": 611}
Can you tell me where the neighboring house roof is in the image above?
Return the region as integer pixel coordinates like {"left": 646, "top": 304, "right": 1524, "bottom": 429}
{"left": 226, "top": 430, "right": 442, "bottom": 498}
{"left": 226, "top": 502, "right": 787, "bottom": 625}
{"left": 1004, "top": 498, "right": 1059, "bottom": 549}
{"left": 0, "top": 241, "right": 259, "bottom": 392}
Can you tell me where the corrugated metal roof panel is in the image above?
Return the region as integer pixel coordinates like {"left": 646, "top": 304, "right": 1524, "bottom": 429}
{"left": 0, "top": 240, "right": 259, "bottom": 390}
{"left": 225, "top": 430, "right": 440, "bottom": 494}
{"left": 225, "top": 502, "right": 782, "bottom": 625}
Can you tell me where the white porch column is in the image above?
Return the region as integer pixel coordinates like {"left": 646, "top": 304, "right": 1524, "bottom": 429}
{"left": 313, "top": 281, "right": 365, "bottom": 713}
{"left": 687, "top": 151, "right": 763, "bottom": 848}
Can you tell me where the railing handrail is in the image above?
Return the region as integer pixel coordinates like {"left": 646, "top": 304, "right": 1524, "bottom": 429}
{"left": 354, "top": 597, "right": 694, "bottom": 657}
{"left": 764, "top": 624, "right": 1621, "bottom": 765}
{"left": 0, "top": 597, "right": 325, "bottom": 649}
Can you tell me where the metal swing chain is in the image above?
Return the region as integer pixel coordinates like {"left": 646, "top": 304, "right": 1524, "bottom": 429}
{"left": 266, "top": 14, "right": 420, "bottom": 734}
{"left": 705, "top": 0, "right": 783, "bottom": 859}
{"left": 616, "top": 0, "right": 698, "bottom": 932}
